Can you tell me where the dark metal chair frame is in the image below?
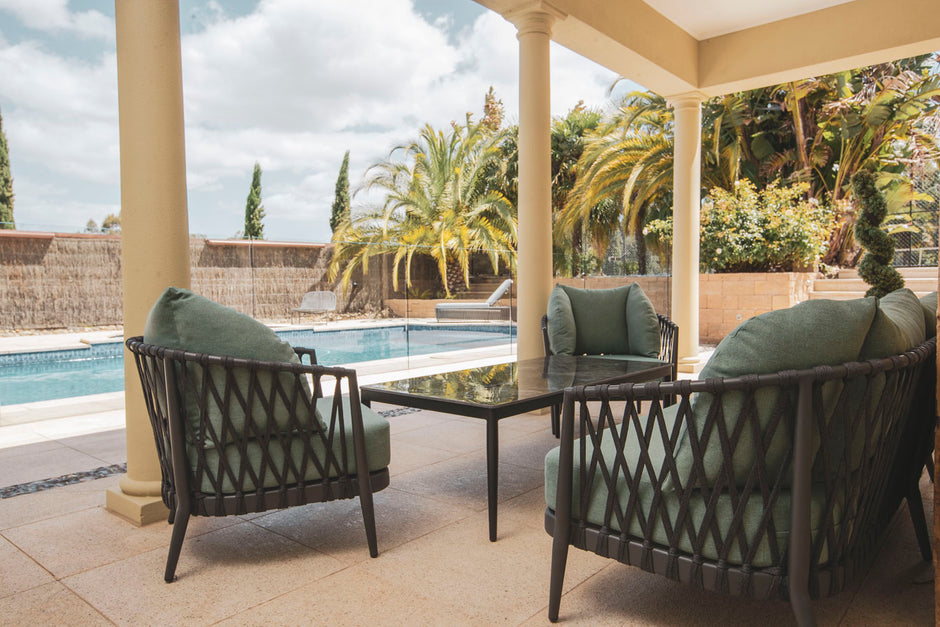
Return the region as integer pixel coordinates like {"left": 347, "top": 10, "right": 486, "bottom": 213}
{"left": 126, "top": 336, "right": 389, "bottom": 582}
{"left": 546, "top": 337, "right": 935, "bottom": 625}
{"left": 542, "top": 313, "right": 678, "bottom": 380}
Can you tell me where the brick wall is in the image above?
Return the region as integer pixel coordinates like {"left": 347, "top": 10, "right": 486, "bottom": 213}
{"left": 699, "top": 272, "right": 815, "bottom": 343}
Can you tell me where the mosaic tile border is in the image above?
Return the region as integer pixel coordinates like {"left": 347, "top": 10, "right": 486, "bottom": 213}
{"left": 0, "top": 406, "right": 422, "bottom": 499}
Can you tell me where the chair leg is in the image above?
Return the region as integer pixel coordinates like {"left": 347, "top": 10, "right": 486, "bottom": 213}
{"left": 357, "top": 475, "right": 379, "bottom": 558}
{"left": 907, "top": 484, "right": 933, "bottom": 562}
{"left": 550, "top": 404, "right": 560, "bottom": 438}
{"left": 164, "top": 500, "right": 190, "bottom": 583}
{"left": 788, "top": 591, "right": 817, "bottom": 627}
{"left": 548, "top": 520, "right": 571, "bottom": 622}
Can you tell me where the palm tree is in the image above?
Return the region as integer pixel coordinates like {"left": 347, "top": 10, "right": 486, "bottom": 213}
{"left": 330, "top": 117, "right": 516, "bottom": 297}
{"left": 550, "top": 103, "right": 603, "bottom": 275}
{"left": 560, "top": 55, "right": 940, "bottom": 270}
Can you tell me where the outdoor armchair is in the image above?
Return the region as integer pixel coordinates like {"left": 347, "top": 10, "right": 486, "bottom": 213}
{"left": 545, "top": 293, "right": 936, "bottom": 625}
{"left": 541, "top": 283, "right": 678, "bottom": 378}
{"left": 541, "top": 283, "right": 679, "bottom": 429}
{"left": 127, "top": 287, "right": 389, "bottom": 582}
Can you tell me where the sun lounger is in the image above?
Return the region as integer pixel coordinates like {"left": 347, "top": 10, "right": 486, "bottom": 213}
{"left": 291, "top": 291, "right": 337, "bottom": 323}
{"left": 435, "top": 279, "right": 513, "bottom": 322}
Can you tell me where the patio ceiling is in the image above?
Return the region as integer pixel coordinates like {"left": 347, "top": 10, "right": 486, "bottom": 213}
{"left": 474, "top": 0, "right": 940, "bottom": 96}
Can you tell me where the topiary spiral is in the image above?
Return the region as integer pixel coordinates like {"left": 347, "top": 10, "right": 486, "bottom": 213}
{"left": 851, "top": 170, "right": 904, "bottom": 298}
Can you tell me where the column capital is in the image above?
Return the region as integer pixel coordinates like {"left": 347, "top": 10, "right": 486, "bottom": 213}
{"left": 506, "top": 1, "right": 566, "bottom": 37}
{"left": 665, "top": 91, "right": 708, "bottom": 109}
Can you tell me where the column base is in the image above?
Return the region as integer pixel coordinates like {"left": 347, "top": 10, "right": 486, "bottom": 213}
{"left": 678, "top": 356, "right": 705, "bottom": 374}
{"left": 106, "top": 488, "right": 169, "bottom": 526}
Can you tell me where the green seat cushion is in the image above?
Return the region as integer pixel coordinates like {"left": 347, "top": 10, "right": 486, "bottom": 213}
{"left": 547, "top": 283, "right": 661, "bottom": 357}
{"left": 672, "top": 298, "right": 877, "bottom": 489}
{"left": 143, "top": 287, "right": 319, "bottom": 445}
{"left": 919, "top": 292, "right": 937, "bottom": 340}
{"left": 859, "top": 288, "right": 926, "bottom": 359}
{"left": 193, "top": 396, "right": 390, "bottom": 493}
{"left": 544, "top": 409, "right": 841, "bottom": 567}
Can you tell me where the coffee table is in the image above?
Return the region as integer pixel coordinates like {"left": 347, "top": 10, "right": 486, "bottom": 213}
{"left": 360, "top": 355, "right": 672, "bottom": 541}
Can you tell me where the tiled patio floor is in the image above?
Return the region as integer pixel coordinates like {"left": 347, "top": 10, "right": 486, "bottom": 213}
{"left": 0, "top": 403, "right": 934, "bottom": 625}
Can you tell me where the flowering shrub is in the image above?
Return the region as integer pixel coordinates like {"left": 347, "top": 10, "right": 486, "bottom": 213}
{"left": 645, "top": 181, "right": 834, "bottom": 273}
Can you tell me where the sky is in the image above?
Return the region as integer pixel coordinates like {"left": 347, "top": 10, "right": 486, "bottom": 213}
{"left": 0, "top": 0, "right": 639, "bottom": 243}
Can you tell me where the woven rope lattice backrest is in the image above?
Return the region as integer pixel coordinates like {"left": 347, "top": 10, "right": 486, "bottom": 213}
{"left": 566, "top": 338, "right": 933, "bottom": 593}
{"left": 127, "top": 338, "right": 362, "bottom": 515}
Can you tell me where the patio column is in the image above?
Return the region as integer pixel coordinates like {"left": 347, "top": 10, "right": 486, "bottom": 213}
{"left": 668, "top": 93, "right": 705, "bottom": 373}
{"left": 508, "top": 3, "right": 563, "bottom": 361}
{"left": 107, "top": 0, "right": 191, "bottom": 525}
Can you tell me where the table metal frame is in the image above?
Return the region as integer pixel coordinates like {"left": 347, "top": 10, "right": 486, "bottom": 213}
{"left": 360, "top": 357, "right": 673, "bottom": 541}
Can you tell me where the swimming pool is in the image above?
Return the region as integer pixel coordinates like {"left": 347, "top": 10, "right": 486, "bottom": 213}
{"left": 0, "top": 323, "right": 515, "bottom": 406}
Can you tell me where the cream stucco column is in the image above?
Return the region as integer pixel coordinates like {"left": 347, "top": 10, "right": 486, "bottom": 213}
{"left": 668, "top": 93, "right": 705, "bottom": 373}
{"left": 107, "top": 0, "right": 191, "bottom": 525}
{"left": 508, "top": 3, "right": 563, "bottom": 361}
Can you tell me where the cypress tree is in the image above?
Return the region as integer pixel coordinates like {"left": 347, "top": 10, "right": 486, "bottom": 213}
{"left": 0, "top": 109, "right": 14, "bottom": 229}
{"left": 330, "top": 150, "right": 350, "bottom": 234}
{"left": 244, "top": 162, "right": 265, "bottom": 239}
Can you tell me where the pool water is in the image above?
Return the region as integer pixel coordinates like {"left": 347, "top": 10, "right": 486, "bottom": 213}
{"left": 0, "top": 323, "right": 515, "bottom": 406}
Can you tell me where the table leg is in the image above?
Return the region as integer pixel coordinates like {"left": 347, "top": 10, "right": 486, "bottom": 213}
{"left": 486, "top": 417, "right": 498, "bottom": 542}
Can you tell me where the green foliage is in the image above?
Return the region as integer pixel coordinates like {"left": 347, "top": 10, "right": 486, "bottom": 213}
{"left": 0, "top": 109, "right": 14, "bottom": 229}
{"left": 559, "top": 55, "right": 939, "bottom": 269}
{"left": 851, "top": 171, "right": 904, "bottom": 297}
{"left": 329, "top": 151, "right": 350, "bottom": 235}
{"left": 243, "top": 162, "right": 265, "bottom": 240}
{"left": 646, "top": 181, "right": 834, "bottom": 273}
{"left": 101, "top": 213, "right": 121, "bottom": 233}
{"left": 550, "top": 102, "right": 604, "bottom": 275}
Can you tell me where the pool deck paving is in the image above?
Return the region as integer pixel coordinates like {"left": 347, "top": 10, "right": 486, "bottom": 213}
{"left": 0, "top": 323, "right": 931, "bottom": 624}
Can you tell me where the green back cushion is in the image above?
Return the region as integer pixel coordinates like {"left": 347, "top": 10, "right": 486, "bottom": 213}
{"left": 561, "top": 284, "right": 631, "bottom": 354}
{"left": 143, "top": 287, "right": 318, "bottom": 446}
{"left": 859, "top": 288, "right": 926, "bottom": 359}
{"left": 919, "top": 292, "right": 937, "bottom": 340}
{"left": 625, "top": 283, "right": 661, "bottom": 358}
{"left": 673, "top": 298, "right": 877, "bottom": 488}
{"left": 547, "top": 283, "right": 661, "bottom": 357}
{"left": 546, "top": 287, "right": 577, "bottom": 355}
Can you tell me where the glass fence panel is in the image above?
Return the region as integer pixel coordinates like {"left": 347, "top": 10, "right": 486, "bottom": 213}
{"left": 0, "top": 237, "right": 517, "bottom": 416}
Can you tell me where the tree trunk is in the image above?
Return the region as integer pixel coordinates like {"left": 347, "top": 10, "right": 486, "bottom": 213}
{"left": 572, "top": 220, "right": 583, "bottom": 276}
{"left": 444, "top": 257, "right": 464, "bottom": 297}
{"left": 635, "top": 228, "right": 647, "bottom": 275}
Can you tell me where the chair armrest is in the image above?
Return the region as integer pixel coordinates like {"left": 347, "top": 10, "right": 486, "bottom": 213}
{"left": 657, "top": 314, "right": 678, "bottom": 379}
{"left": 294, "top": 346, "right": 318, "bottom": 365}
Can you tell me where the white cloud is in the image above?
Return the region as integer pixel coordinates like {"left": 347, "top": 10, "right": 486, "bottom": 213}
{"left": 0, "top": 0, "right": 113, "bottom": 41}
{"left": 0, "top": 0, "right": 625, "bottom": 242}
